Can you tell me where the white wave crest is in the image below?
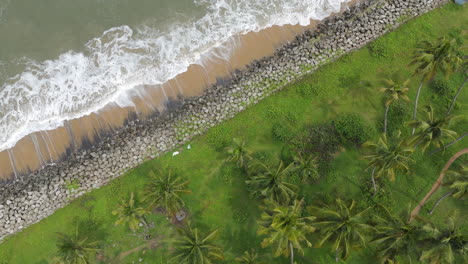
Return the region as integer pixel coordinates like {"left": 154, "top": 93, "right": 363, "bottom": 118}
{"left": 0, "top": 0, "right": 350, "bottom": 151}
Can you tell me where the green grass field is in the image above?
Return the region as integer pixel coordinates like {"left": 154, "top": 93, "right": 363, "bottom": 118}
{"left": 0, "top": 3, "right": 467, "bottom": 264}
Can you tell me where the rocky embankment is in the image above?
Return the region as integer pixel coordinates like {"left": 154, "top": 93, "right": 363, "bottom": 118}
{"left": 0, "top": 0, "right": 450, "bottom": 241}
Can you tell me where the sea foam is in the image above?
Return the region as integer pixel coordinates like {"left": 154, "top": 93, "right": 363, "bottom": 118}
{"left": 0, "top": 0, "right": 350, "bottom": 152}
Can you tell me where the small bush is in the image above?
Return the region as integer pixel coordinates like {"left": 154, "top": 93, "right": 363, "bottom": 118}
{"left": 272, "top": 122, "right": 293, "bottom": 142}
{"left": 206, "top": 126, "right": 231, "bottom": 149}
{"left": 252, "top": 151, "right": 275, "bottom": 164}
{"left": 333, "top": 113, "right": 371, "bottom": 145}
{"left": 266, "top": 108, "right": 284, "bottom": 119}
{"left": 279, "top": 145, "right": 295, "bottom": 164}
{"left": 109, "top": 179, "right": 123, "bottom": 197}
{"left": 286, "top": 110, "right": 299, "bottom": 124}
{"left": 368, "top": 39, "right": 391, "bottom": 58}
{"left": 386, "top": 101, "right": 411, "bottom": 136}
{"left": 219, "top": 164, "right": 240, "bottom": 184}
{"left": 288, "top": 173, "right": 302, "bottom": 185}
{"left": 290, "top": 123, "right": 341, "bottom": 160}
{"left": 318, "top": 158, "right": 334, "bottom": 178}
{"left": 295, "top": 82, "right": 318, "bottom": 97}
{"left": 429, "top": 78, "right": 452, "bottom": 96}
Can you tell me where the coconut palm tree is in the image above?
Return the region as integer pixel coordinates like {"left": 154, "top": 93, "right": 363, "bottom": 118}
{"left": 258, "top": 199, "right": 316, "bottom": 264}
{"left": 143, "top": 169, "right": 190, "bottom": 217}
{"left": 371, "top": 205, "right": 426, "bottom": 263}
{"left": 409, "top": 37, "right": 463, "bottom": 135}
{"left": 112, "top": 192, "right": 149, "bottom": 231}
{"left": 54, "top": 227, "right": 100, "bottom": 264}
{"left": 309, "top": 199, "right": 373, "bottom": 262}
{"left": 419, "top": 218, "right": 467, "bottom": 264}
{"left": 292, "top": 152, "right": 320, "bottom": 183}
{"left": 225, "top": 138, "right": 252, "bottom": 170}
{"left": 235, "top": 249, "right": 264, "bottom": 264}
{"left": 407, "top": 105, "right": 460, "bottom": 152}
{"left": 245, "top": 160, "right": 298, "bottom": 204}
{"left": 429, "top": 164, "right": 467, "bottom": 215}
{"left": 379, "top": 79, "right": 410, "bottom": 134}
{"left": 172, "top": 224, "right": 224, "bottom": 264}
{"left": 363, "top": 134, "right": 414, "bottom": 193}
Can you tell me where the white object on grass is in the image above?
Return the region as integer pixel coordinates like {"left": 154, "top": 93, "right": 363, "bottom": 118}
{"left": 187, "top": 144, "right": 191, "bottom": 149}
{"left": 172, "top": 151, "right": 180, "bottom": 157}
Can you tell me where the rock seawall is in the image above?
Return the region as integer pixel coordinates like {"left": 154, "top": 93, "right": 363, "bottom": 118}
{"left": 0, "top": 0, "right": 450, "bottom": 242}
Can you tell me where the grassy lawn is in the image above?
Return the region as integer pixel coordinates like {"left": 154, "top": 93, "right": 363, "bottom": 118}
{"left": 0, "top": 3, "right": 467, "bottom": 263}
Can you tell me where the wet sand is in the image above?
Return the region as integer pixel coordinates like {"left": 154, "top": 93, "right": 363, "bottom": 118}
{"left": 0, "top": 1, "right": 358, "bottom": 180}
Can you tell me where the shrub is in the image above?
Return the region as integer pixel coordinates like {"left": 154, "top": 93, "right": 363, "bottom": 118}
{"left": 429, "top": 78, "right": 452, "bottom": 96}
{"left": 295, "top": 82, "right": 318, "bottom": 97}
{"left": 206, "top": 126, "right": 231, "bottom": 149}
{"left": 219, "top": 164, "right": 240, "bottom": 184}
{"left": 252, "top": 151, "right": 275, "bottom": 164}
{"left": 333, "top": 113, "right": 371, "bottom": 145}
{"left": 266, "top": 108, "right": 283, "bottom": 119}
{"left": 290, "top": 123, "right": 340, "bottom": 160}
{"left": 272, "top": 122, "right": 293, "bottom": 142}
{"left": 286, "top": 110, "right": 299, "bottom": 124}
{"left": 279, "top": 145, "right": 295, "bottom": 164}
{"left": 109, "top": 179, "right": 122, "bottom": 195}
{"left": 386, "top": 101, "right": 411, "bottom": 136}
{"left": 368, "top": 39, "right": 390, "bottom": 58}
{"left": 318, "top": 158, "right": 334, "bottom": 178}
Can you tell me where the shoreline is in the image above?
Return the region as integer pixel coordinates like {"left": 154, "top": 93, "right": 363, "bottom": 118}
{"left": 0, "top": 0, "right": 451, "bottom": 242}
{"left": 0, "top": 3, "right": 352, "bottom": 180}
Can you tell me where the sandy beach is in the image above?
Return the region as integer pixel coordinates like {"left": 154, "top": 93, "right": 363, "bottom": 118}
{"left": 0, "top": 1, "right": 358, "bottom": 180}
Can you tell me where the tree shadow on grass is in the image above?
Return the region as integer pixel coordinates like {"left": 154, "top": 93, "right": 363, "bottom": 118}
{"left": 223, "top": 171, "right": 262, "bottom": 254}
{"left": 73, "top": 215, "right": 110, "bottom": 246}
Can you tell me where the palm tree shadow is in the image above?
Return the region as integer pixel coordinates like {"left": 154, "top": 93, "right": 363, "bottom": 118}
{"left": 224, "top": 174, "right": 262, "bottom": 253}
{"left": 339, "top": 73, "right": 378, "bottom": 110}
{"left": 314, "top": 97, "right": 342, "bottom": 119}
{"left": 74, "top": 215, "right": 109, "bottom": 245}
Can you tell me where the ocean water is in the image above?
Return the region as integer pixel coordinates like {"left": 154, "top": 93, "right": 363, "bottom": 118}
{"left": 0, "top": 0, "right": 350, "bottom": 152}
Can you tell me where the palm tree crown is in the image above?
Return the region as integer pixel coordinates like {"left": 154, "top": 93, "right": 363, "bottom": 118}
{"left": 363, "top": 134, "right": 414, "bottom": 184}
{"left": 371, "top": 205, "right": 425, "bottom": 263}
{"left": 446, "top": 164, "right": 468, "bottom": 200}
{"left": 144, "top": 169, "right": 190, "bottom": 217}
{"left": 410, "top": 37, "right": 463, "bottom": 80}
{"left": 419, "top": 218, "right": 467, "bottom": 264}
{"left": 235, "top": 249, "right": 264, "bottom": 264}
{"left": 309, "top": 199, "right": 372, "bottom": 261}
{"left": 408, "top": 105, "right": 460, "bottom": 152}
{"left": 54, "top": 227, "right": 100, "bottom": 264}
{"left": 172, "top": 224, "right": 224, "bottom": 264}
{"left": 246, "top": 160, "right": 298, "bottom": 204}
{"left": 225, "top": 138, "right": 252, "bottom": 169}
{"left": 380, "top": 79, "right": 411, "bottom": 106}
{"left": 379, "top": 78, "right": 410, "bottom": 134}
{"left": 258, "top": 199, "right": 315, "bottom": 264}
{"left": 292, "top": 152, "right": 320, "bottom": 183}
{"left": 112, "top": 192, "right": 149, "bottom": 231}
{"left": 409, "top": 37, "right": 463, "bottom": 135}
